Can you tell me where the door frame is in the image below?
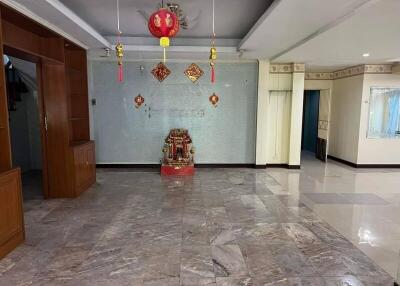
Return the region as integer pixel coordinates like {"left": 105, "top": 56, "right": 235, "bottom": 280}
{"left": 303, "top": 81, "right": 333, "bottom": 163}
{"left": 301, "top": 90, "right": 320, "bottom": 154}
{"left": 3, "top": 48, "right": 50, "bottom": 199}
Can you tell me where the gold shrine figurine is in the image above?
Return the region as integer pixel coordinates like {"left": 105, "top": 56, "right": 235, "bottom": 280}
{"left": 161, "top": 129, "right": 195, "bottom": 176}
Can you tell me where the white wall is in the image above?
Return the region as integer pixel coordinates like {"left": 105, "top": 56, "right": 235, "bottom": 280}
{"left": 329, "top": 75, "right": 364, "bottom": 163}
{"left": 357, "top": 73, "right": 400, "bottom": 164}
{"left": 255, "top": 60, "right": 269, "bottom": 165}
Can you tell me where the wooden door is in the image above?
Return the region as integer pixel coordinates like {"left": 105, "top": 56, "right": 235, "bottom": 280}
{"left": 40, "top": 62, "right": 73, "bottom": 197}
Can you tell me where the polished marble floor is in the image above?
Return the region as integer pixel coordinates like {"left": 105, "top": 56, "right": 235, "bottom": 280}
{"left": 0, "top": 159, "right": 398, "bottom": 285}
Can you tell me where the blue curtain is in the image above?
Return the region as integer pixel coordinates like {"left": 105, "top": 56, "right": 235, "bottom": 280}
{"left": 386, "top": 90, "right": 400, "bottom": 136}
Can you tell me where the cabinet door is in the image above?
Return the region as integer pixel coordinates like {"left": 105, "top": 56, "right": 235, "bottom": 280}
{"left": 86, "top": 143, "right": 96, "bottom": 184}
{"left": 74, "top": 147, "right": 85, "bottom": 190}
{"left": 0, "top": 169, "right": 24, "bottom": 259}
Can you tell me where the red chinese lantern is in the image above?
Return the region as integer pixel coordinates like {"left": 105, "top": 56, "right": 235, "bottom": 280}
{"left": 148, "top": 8, "right": 180, "bottom": 62}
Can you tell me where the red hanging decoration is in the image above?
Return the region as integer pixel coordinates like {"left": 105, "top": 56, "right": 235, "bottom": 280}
{"left": 134, "top": 94, "right": 145, "bottom": 108}
{"left": 148, "top": 7, "right": 180, "bottom": 62}
{"left": 209, "top": 92, "right": 219, "bottom": 107}
{"left": 118, "top": 63, "right": 123, "bottom": 82}
{"left": 116, "top": 41, "right": 124, "bottom": 83}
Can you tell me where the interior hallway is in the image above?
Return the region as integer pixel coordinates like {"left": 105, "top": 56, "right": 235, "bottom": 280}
{"left": 0, "top": 161, "right": 397, "bottom": 285}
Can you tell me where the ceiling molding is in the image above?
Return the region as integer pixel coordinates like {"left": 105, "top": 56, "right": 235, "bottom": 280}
{"left": 0, "top": 0, "right": 89, "bottom": 49}
{"left": 122, "top": 45, "right": 237, "bottom": 54}
{"left": 106, "top": 36, "right": 240, "bottom": 48}
{"left": 305, "top": 64, "right": 392, "bottom": 80}
{"left": 45, "top": 0, "right": 110, "bottom": 48}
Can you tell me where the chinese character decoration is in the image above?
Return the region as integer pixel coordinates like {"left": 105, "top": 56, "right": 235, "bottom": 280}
{"left": 209, "top": 92, "right": 219, "bottom": 107}
{"left": 209, "top": 0, "right": 217, "bottom": 83}
{"left": 184, "top": 63, "right": 204, "bottom": 83}
{"left": 134, "top": 94, "right": 144, "bottom": 108}
{"left": 148, "top": 2, "right": 180, "bottom": 63}
{"left": 151, "top": 62, "right": 171, "bottom": 82}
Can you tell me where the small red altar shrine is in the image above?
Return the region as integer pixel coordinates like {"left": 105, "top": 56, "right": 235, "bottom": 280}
{"left": 161, "top": 129, "right": 195, "bottom": 176}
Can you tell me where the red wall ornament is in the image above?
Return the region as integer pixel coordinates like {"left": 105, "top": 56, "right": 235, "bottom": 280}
{"left": 151, "top": 62, "right": 171, "bottom": 82}
{"left": 209, "top": 93, "right": 219, "bottom": 107}
{"left": 148, "top": 8, "right": 180, "bottom": 62}
{"left": 134, "top": 94, "right": 144, "bottom": 108}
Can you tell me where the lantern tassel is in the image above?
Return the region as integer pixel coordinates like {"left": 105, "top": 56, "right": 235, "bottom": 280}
{"left": 118, "top": 64, "right": 124, "bottom": 82}
{"left": 211, "top": 65, "right": 215, "bottom": 83}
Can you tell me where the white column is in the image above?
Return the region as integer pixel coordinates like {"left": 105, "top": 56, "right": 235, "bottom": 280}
{"left": 288, "top": 65, "right": 305, "bottom": 167}
{"left": 255, "top": 60, "right": 270, "bottom": 166}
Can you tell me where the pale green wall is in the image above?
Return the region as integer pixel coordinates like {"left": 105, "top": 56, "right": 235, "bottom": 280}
{"left": 89, "top": 61, "right": 258, "bottom": 164}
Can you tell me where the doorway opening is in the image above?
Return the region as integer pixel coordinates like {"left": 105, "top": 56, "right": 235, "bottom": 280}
{"left": 301, "top": 90, "right": 320, "bottom": 161}
{"left": 5, "top": 55, "right": 44, "bottom": 201}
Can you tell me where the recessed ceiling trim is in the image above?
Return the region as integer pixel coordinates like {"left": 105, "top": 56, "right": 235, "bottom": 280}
{"left": 271, "top": 0, "right": 377, "bottom": 61}
{"left": 106, "top": 36, "right": 240, "bottom": 48}
{"left": 0, "top": 0, "right": 89, "bottom": 49}
{"left": 239, "top": 0, "right": 283, "bottom": 49}
{"left": 45, "top": 0, "right": 110, "bottom": 48}
{"left": 123, "top": 45, "right": 238, "bottom": 54}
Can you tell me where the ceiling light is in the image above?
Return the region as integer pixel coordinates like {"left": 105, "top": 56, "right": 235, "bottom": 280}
{"left": 363, "top": 53, "right": 370, "bottom": 57}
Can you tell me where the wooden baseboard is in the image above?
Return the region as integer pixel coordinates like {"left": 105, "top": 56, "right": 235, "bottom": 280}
{"left": 255, "top": 164, "right": 301, "bottom": 170}
{"left": 195, "top": 164, "right": 254, "bottom": 168}
{"left": 96, "top": 164, "right": 302, "bottom": 170}
{"left": 97, "top": 163, "right": 255, "bottom": 169}
{"left": 328, "top": 155, "right": 400, "bottom": 168}
{"left": 97, "top": 164, "right": 160, "bottom": 168}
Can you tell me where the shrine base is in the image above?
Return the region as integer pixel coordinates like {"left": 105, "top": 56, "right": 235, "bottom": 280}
{"left": 161, "top": 165, "right": 195, "bottom": 176}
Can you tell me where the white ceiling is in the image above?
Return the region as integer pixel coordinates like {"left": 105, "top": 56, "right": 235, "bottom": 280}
{"left": 273, "top": 0, "right": 400, "bottom": 71}
{"left": 59, "top": 0, "right": 274, "bottom": 39}
{"left": 2, "top": 0, "right": 400, "bottom": 72}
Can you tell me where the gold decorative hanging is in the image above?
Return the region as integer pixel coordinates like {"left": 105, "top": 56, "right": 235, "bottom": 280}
{"left": 209, "top": 0, "right": 217, "bottom": 83}
{"left": 115, "top": 0, "right": 124, "bottom": 83}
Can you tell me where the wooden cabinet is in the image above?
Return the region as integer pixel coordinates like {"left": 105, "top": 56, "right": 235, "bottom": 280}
{"left": 71, "top": 141, "right": 96, "bottom": 196}
{"left": 0, "top": 168, "right": 24, "bottom": 259}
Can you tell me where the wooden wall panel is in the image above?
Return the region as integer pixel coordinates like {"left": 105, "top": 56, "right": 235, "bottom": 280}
{"left": 0, "top": 168, "right": 24, "bottom": 259}
{"left": 0, "top": 10, "right": 12, "bottom": 172}
{"left": 2, "top": 20, "right": 64, "bottom": 64}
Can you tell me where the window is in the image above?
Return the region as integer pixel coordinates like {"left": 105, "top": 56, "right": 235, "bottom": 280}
{"left": 368, "top": 88, "right": 400, "bottom": 138}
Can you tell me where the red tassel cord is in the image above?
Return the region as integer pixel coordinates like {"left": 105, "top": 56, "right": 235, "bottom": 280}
{"left": 118, "top": 64, "right": 124, "bottom": 82}
{"left": 211, "top": 65, "right": 215, "bottom": 83}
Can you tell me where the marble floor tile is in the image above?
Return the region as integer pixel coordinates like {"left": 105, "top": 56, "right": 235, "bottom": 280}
{"left": 339, "top": 193, "right": 389, "bottom": 205}
{"left": 212, "top": 244, "right": 248, "bottom": 277}
{"left": 0, "top": 163, "right": 396, "bottom": 285}
{"left": 215, "top": 276, "right": 253, "bottom": 286}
